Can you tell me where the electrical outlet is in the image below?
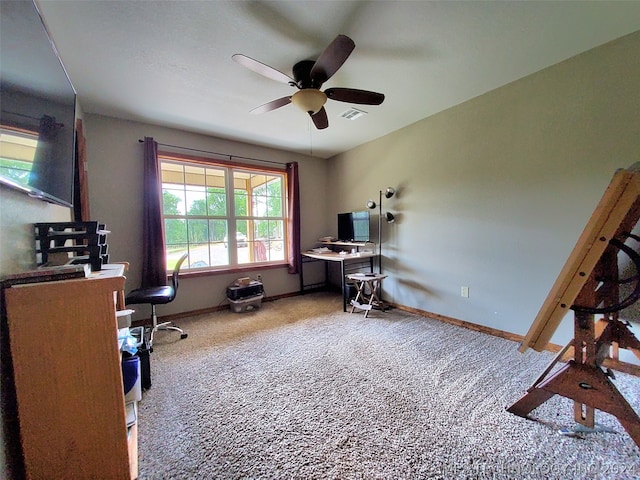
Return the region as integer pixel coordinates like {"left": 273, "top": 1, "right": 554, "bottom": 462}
{"left": 461, "top": 286, "right": 469, "bottom": 298}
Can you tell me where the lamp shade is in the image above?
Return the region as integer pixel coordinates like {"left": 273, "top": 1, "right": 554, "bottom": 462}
{"left": 384, "top": 187, "right": 396, "bottom": 199}
{"left": 366, "top": 200, "right": 377, "bottom": 209}
{"left": 384, "top": 212, "right": 395, "bottom": 223}
{"left": 291, "top": 89, "right": 327, "bottom": 114}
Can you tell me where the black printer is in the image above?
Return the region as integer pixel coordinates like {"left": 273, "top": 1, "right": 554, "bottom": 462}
{"left": 226, "top": 280, "right": 264, "bottom": 300}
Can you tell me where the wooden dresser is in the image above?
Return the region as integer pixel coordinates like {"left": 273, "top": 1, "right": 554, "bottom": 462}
{"left": 3, "top": 264, "right": 137, "bottom": 479}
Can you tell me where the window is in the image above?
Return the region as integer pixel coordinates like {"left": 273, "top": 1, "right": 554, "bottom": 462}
{"left": 0, "top": 128, "right": 38, "bottom": 186}
{"left": 160, "top": 154, "right": 288, "bottom": 272}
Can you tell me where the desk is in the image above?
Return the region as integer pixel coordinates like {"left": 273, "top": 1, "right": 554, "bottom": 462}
{"left": 346, "top": 273, "right": 387, "bottom": 317}
{"left": 300, "top": 251, "right": 377, "bottom": 311}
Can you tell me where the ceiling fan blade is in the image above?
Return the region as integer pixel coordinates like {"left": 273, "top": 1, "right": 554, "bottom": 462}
{"left": 310, "top": 35, "right": 355, "bottom": 87}
{"left": 310, "top": 107, "right": 328, "bottom": 130}
{"left": 325, "top": 88, "right": 385, "bottom": 105}
{"left": 250, "top": 96, "right": 292, "bottom": 114}
{"left": 232, "top": 54, "right": 295, "bottom": 85}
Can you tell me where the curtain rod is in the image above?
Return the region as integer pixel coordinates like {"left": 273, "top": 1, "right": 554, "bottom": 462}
{"left": 5, "top": 111, "right": 64, "bottom": 127}
{"left": 137, "top": 139, "right": 288, "bottom": 166}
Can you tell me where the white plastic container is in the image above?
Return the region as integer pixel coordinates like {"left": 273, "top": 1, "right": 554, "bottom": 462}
{"left": 228, "top": 294, "right": 263, "bottom": 313}
{"left": 116, "top": 309, "right": 134, "bottom": 329}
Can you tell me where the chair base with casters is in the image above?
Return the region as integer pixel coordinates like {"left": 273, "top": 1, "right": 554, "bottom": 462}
{"left": 125, "top": 253, "right": 189, "bottom": 348}
{"left": 143, "top": 296, "right": 188, "bottom": 348}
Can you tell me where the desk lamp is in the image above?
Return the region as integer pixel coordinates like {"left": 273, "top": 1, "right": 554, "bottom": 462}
{"left": 366, "top": 187, "right": 395, "bottom": 273}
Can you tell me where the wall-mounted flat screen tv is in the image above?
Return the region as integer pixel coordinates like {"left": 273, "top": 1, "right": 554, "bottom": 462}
{"left": 337, "top": 211, "right": 370, "bottom": 242}
{"left": 0, "top": 0, "right": 77, "bottom": 207}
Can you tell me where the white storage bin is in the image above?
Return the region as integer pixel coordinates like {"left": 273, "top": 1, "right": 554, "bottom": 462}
{"left": 129, "top": 326, "right": 145, "bottom": 347}
{"left": 228, "top": 294, "right": 263, "bottom": 313}
{"left": 116, "top": 309, "right": 134, "bottom": 329}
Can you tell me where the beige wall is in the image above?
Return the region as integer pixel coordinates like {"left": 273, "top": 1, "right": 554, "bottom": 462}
{"left": 82, "top": 115, "right": 328, "bottom": 320}
{"left": 328, "top": 31, "right": 640, "bottom": 364}
{"left": 0, "top": 188, "right": 71, "bottom": 276}
{"left": 0, "top": 186, "right": 71, "bottom": 478}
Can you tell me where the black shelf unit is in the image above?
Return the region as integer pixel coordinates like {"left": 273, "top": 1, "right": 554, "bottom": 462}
{"left": 35, "top": 221, "right": 109, "bottom": 271}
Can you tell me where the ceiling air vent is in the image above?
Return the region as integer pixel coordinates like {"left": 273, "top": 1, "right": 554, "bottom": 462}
{"left": 340, "top": 107, "right": 367, "bottom": 120}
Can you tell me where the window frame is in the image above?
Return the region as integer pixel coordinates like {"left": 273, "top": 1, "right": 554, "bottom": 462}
{"left": 158, "top": 151, "right": 290, "bottom": 275}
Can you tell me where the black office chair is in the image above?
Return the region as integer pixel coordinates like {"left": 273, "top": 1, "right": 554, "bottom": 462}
{"left": 126, "top": 253, "right": 189, "bottom": 347}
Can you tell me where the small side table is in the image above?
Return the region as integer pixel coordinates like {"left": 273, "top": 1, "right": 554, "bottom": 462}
{"left": 346, "top": 273, "right": 388, "bottom": 317}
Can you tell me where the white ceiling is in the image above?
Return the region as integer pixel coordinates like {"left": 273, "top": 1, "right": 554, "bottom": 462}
{"left": 36, "top": 0, "right": 640, "bottom": 159}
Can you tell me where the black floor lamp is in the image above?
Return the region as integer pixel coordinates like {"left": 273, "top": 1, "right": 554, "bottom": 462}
{"left": 366, "top": 187, "right": 395, "bottom": 273}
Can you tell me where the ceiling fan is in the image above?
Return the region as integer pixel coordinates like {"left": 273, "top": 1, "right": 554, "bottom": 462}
{"left": 232, "top": 35, "right": 385, "bottom": 130}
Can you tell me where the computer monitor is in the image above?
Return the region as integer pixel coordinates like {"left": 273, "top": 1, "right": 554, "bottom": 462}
{"left": 337, "top": 211, "right": 370, "bottom": 242}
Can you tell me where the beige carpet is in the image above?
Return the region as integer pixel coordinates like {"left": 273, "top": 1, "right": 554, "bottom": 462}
{"left": 137, "top": 292, "right": 640, "bottom": 479}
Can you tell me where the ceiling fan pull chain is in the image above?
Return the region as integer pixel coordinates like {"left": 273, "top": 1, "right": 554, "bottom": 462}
{"left": 309, "top": 117, "right": 313, "bottom": 156}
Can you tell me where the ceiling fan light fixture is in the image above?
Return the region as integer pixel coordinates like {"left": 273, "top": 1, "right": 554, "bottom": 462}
{"left": 291, "top": 89, "right": 327, "bottom": 114}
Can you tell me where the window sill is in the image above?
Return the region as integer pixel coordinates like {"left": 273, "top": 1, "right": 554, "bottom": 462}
{"left": 173, "top": 262, "right": 290, "bottom": 279}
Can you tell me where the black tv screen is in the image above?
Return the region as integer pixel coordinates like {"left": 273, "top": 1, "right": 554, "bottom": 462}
{"left": 338, "top": 211, "right": 370, "bottom": 242}
{"left": 0, "top": 0, "right": 77, "bottom": 207}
